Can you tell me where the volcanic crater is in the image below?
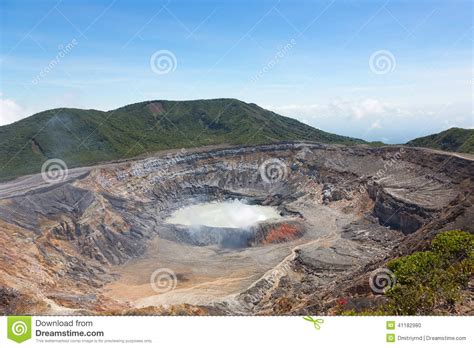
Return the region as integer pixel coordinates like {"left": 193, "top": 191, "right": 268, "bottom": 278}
{"left": 0, "top": 142, "right": 472, "bottom": 315}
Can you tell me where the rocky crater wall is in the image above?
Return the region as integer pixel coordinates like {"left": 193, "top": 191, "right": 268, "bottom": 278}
{"left": 0, "top": 142, "right": 472, "bottom": 315}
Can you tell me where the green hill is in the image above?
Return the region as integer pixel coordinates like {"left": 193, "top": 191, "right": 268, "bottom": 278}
{"left": 0, "top": 98, "right": 365, "bottom": 180}
{"left": 406, "top": 127, "right": 474, "bottom": 154}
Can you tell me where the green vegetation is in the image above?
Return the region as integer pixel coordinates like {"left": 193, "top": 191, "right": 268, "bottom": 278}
{"left": 0, "top": 99, "right": 365, "bottom": 181}
{"left": 338, "top": 230, "right": 473, "bottom": 315}
{"left": 385, "top": 230, "right": 473, "bottom": 315}
{"left": 406, "top": 127, "right": 474, "bottom": 154}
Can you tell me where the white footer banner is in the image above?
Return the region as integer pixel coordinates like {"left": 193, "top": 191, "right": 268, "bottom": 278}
{"left": 0, "top": 316, "right": 472, "bottom": 347}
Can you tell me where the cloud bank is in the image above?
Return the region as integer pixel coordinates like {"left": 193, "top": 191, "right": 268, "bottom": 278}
{"left": 266, "top": 99, "right": 472, "bottom": 144}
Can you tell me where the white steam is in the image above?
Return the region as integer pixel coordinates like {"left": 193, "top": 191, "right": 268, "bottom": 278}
{"left": 165, "top": 200, "right": 280, "bottom": 228}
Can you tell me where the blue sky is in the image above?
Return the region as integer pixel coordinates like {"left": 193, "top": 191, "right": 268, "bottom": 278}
{"left": 1, "top": 0, "right": 472, "bottom": 143}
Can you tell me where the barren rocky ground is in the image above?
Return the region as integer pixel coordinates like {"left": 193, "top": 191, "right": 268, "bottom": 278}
{"left": 0, "top": 142, "right": 472, "bottom": 315}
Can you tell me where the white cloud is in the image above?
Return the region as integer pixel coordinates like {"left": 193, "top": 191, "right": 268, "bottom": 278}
{"left": 264, "top": 99, "right": 472, "bottom": 144}
{"left": 265, "top": 98, "right": 404, "bottom": 121}
{"left": 0, "top": 94, "right": 28, "bottom": 126}
{"left": 369, "top": 119, "right": 382, "bottom": 130}
{"left": 351, "top": 99, "right": 387, "bottom": 120}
